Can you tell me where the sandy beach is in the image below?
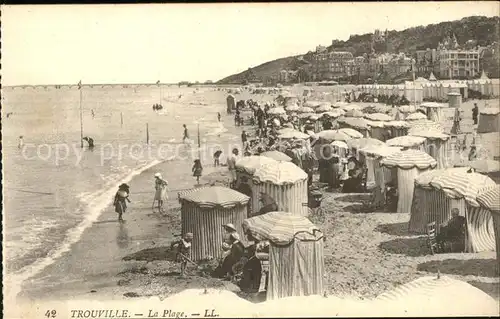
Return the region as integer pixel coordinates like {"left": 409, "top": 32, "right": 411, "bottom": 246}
{"left": 15, "top": 93, "right": 499, "bottom": 306}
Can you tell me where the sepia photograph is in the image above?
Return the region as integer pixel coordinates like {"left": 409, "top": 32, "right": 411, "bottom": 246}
{"left": 2, "top": 2, "right": 500, "bottom": 318}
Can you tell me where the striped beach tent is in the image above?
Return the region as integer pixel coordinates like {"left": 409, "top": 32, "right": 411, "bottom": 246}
{"left": 365, "top": 120, "right": 389, "bottom": 141}
{"left": 261, "top": 150, "right": 292, "bottom": 162}
{"left": 409, "top": 167, "right": 469, "bottom": 234}
{"left": 338, "top": 128, "right": 364, "bottom": 139}
{"left": 344, "top": 109, "right": 365, "bottom": 118}
{"left": 178, "top": 186, "right": 250, "bottom": 261}
{"left": 380, "top": 149, "right": 437, "bottom": 214}
{"left": 384, "top": 120, "right": 410, "bottom": 138}
{"left": 386, "top": 136, "right": 426, "bottom": 150}
{"left": 253, "top": 162, "right": 308, "bottom": 216}
{"left": 242, "top": 212, "right": 325, "bottom": 301}
{"left": 364, "top": 112, "right": 392, "bottom": 122}
{"left": 347, "top": 138, "right": 386, "bottom": 186}
{"left": 235, "top": 156, "right": 277, "bottom": 214}
{"left": 323, "top": 109, "right": 345, "bottom": 118}
{"left": 338, "top": 117, "right": 370, "bottom": 137}
{"left": 409, "top": 130, "right": 451, "bottom": 169}
{"left": 408, "top": 119, "right": 444, "bottom": 133}
{"left": 405, "top": 112, "right": 427, "bottom": 121}
{"left": 477, "top": 186, "right": 500, "bottom": 272}
{"left": 316, "top": 130, "right": 351, "bottom": 142}
{"left": 421, "top": 102, "right": 448, "bottom": 122}
{"left": 477, "top": 108, "right": 500, "bottom": 134}
{"left": 360, "top": 145, "right": 402, "bottom": 207}
{"left": 298, "top": 106, "right": 315, "bottom": 114}
{"left": 373, "top": 276, "right": 499, "bottom": 316}
{"left": 429, "top": 170, "right": 497, "bottom": 252}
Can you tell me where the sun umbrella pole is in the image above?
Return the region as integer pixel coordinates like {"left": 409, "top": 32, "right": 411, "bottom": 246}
{"left": 79, "top": 80, "right": 84, "bottom": 148}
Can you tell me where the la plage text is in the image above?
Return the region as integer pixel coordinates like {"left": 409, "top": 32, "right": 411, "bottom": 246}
{"left": 70, "top": 309, "right": 218, "bottom": 318}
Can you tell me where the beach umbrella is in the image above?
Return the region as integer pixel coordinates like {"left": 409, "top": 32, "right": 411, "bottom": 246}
{"left": 338, "top": 128, "right": 363, "bottom": 139}
{"left": 340, "top": 104, "right": 363, "bottom": 111}
{"left": 347, "top": 137, "right": 385, "bottom": 150}
{"left": 408, "top": 119, "right": 444, "bottom": 133}
{"left": 309, "top": 114, "right": 321, "bottom": 121}
{"left": 359, "top": 145, "right": 402, "bottom": 158}
{"left": 279, "top": 130, "right": 310, "bottom": 140}
{"left": 285, "top": 104, "right": 300, "bottom": 112}
{"left": 380, "top": 149, "right": 437, "bottom": 170}
{"left": 344, "top": 109, "right": 365, "bottom": 118}
{"left": 298, "top": 106, "right": 315, "bottom": 113}
{"left": 163, "top": 289, "right": 255, "bottom": 317}
{"left": 385, "top": 120, "right": 410, "bottom": 128}
{"left": 303, "top": 100, "right": 322, "bottom": 108}
{"left": 408, "top": 130, "right": 449, "bottom": 140}
{"left": 405, "top": 112, "right": 427, "bottom": 121}
{"left": 260, "top": 150, "right": 292, "bottom": 162}
{"left": 386, "top": 136, "right": 426, "bottom": 148}
{"left": 373, "top": 276, "right": 499, "bottom": 317}
{"left": 315, "top": 104, "right": 333, "bottom": 113}
{"left": 235, "top": 155, "right": 277, "bottom": 175}
{"left": 323, "top": 109, "right": 345, "bottom": 118}
{"left": 338, "top": 117, "right": 370, "bottom": 130}
{"left": 316, "top": 130, "right": 351, "bottom": 142}
{"left": 331, "top": 140, "right": 348, "bottom": 149}
{"left": 420, "top": 102, "right": 448, "bottom": 108}
{"left": 429, "top": 169, "right": 496, "bottom": 207}
{"left": 297, "top": 112, "right": 315, "bottom": 119}
{"left": 364, "top": 112, "right": 392, "bottom": 122}
{"left": 468, "top": 159, "right": 500, "bottom": 173}
{"left": 268, "top": 107, "right": 286, "bottom": 115}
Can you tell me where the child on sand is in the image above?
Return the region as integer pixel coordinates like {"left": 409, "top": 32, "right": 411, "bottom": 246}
{"left": 153, "top": 173, "right": 168, "bottom": 213}
{"left": 192, "top": 159, "right": 203, "bottom": 184}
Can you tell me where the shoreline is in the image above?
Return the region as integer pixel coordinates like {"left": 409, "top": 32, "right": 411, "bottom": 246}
{"left": 14, "top": 108, "right": 245, "bottom": 303}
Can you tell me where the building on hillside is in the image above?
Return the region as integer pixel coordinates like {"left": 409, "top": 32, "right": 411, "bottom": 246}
{"left": 310, "top": 50, "right": 354, "bottom": 80}
{"left": 438, "top": 49, "right": 480, "bottom": 79}
{"left": 279, "top": 70, "right": 298, "bottom": 83}
{"left": 415, "top": 48, "right": 439, "bottom": 75}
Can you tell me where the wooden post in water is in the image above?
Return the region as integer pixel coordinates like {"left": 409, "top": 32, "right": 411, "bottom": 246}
{"left": 121, "top": 112, "right": 123, "bottom": 127}
{"left": 146, "top": 123, "right": 150, "bottom": 145}
{"left": 197, "top": 123, "right": 201, "bottom": 160}
{"left": 79, "top": 80, "right": 84, "bottom": 148}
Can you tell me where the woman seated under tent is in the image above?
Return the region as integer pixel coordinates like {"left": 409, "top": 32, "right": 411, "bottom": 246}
{"left": 342, "top": 157, "right": 364, "bottom": 193}
{"left": 236, "top": 233, "right": 264, "bottom": 293}
{"left": 213, "top": 233, "right": 245, "bottom": 280}
{"left": 436, "top": 208, "right": 466, "bottom": 253}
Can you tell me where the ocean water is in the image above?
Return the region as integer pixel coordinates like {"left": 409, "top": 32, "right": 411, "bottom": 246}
{"left": 1, "top": 85, "right": 237, "bottom": 283}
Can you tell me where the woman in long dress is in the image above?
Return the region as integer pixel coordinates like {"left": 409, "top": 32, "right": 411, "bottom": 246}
{"left": 154, "top": 173, "right": 168, "bottom": 213}
{"left": 114, "top": 183, "right": 131, "bottom": 222}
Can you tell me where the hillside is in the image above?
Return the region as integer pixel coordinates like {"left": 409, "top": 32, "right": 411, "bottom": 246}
{"left": 218, "top": 15, "right": 499, "bottom": 84}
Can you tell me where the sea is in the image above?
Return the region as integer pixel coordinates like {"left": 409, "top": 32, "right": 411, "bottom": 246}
{"left": 1, "top": 85, "right": 239, "bottom": 291}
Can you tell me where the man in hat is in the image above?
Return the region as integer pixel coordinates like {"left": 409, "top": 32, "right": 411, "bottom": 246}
{"left": 171, "top": 232, "right": 194, "bottom": 277}
{"left": 472, "top": 103, "right": 479, "bottom": 125}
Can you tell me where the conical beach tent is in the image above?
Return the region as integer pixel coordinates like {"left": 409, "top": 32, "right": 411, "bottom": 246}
{"left": 477, "top": 185, "right": 500, "bottom": 274}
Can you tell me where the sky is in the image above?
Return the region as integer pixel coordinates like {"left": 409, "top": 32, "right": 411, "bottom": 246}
{"left": 2, "top": 2, "right": 498, "bottom": 86}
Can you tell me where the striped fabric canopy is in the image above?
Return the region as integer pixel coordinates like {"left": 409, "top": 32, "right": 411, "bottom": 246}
{"left": 386, "top": 135, "right": 426, "bottom": 148}
{"left": 260, "top": 150, "right": 292, "bottom": 162}
{"left": 477, "top": 186, "right": 500, "bottom": 213}
{"left": 235, "top": 155, "right": 277, "bottom": 175}
{"left": 179, "top": 186, "right": 250, "bottom": 209}
{"left": 380, "top": 149, "right": 437, "bottom": 169}
{"left": 347, "top": 137, "right": 385, "bottom": 150}
{"left": 344, "top": 110, "right": 365, "bottom": 118}
{"left": 279, "top": 130, "right": 310, "bottom": 140}
{"left": 268, "top": 107, "right": 286, "bottom": 115}
{"left": 359, "top": 145, "right": 402, "bottom": 158}
{"left": 364, "top": 113, "right": 392, "bottom": 122}
{"left": 408, "top": 120, "right": 444, "bottom": 133}
{"left": 331, "top": 140, "right": 349, "bottom": 149}
{"left": 338, "top": 128, "right": 364, "bottom": 138}
{"left": 298, "top": 106, "right": 315, "bottom": 113}
{"left": 316, "top": 130, "right": 351, "bottom": 142}
{"left": 405, "top": 112, "right": 427, "bottom": 121}
{"left": 338, "top": 117, "right": 369, "bottom": 130}
{"left": 303, "top": 100, "right": 322, "bottom": 108}
{"left": 323, "top": 110, "right": 345, "bottom": 118}
{"left": 315, "top": 104, "right": 333, "bottom": 113}
{"left": 429, "top": 170, "right": 497, "bottom": 207}
{"left": 297, "top": 112, "right": 315, "bottom": 119}
{"left": 408, "top": 130, "right": 450, "bottom": 140}
{"left": 479, "top": 108, "right": 500, "bottom": 115}
{"left": 414, "top": 167, "right": 470, "bottom": 188}
{"left": 242, "top": 211, "right": 323, "bottom": 245}
{"left": 253, "top": 161, "right": 307, "bottom": 185}
{"left": 384, "top": 120, "right": 410, "bottom": 128}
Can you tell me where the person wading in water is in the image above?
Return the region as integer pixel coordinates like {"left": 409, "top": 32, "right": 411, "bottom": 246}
{"left": 114, "top": 183, "right": 131, "bottom": 222}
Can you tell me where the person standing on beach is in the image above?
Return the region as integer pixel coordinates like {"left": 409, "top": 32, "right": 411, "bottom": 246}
{"left": 114, "top": 183, "right": 131, "bottom": 222}
{"left": 183, "top": 124, "right": 190, "bottom": 143}
{"left": 192, "top": 159, "right": 203, "bottom": 184}
{"left": 171, "top": 233, "right": 193, "bottom": 277}
{"left": 241, "top": 130, "right": 248, "bottom": 150}
{"left": 227, "top": 148, "right": 240, "bottom": 188}
{"left": 18, "top": 136, "right": 24, "bottom": 149}
{"left": 153, "top": 173, "right": 168, "bottom": 213}
{"left": 217, "top": 112, "right": 221, "bottom": 122}
{"left": 472, "top": 103, "right": 479, "bottom": 125}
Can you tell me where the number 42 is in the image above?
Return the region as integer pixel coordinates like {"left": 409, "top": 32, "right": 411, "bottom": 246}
{"left": 45, "top": 310, "right": 57, "bottom": 318}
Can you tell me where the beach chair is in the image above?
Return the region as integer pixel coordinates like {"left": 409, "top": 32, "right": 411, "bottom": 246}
{"left": 426, "top": 222, "right": 439, "bottom": 255}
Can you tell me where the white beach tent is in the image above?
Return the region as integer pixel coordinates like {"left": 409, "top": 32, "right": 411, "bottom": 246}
{"left": 178, "top": 186, "right": 249, "bottom": 261}
{"left": 235, "top": 156, "right": 277, "bottom": 215}
{"left": 429, "top": 170, "right": 497, "bottom": 252}
{"left": 380, "top": 149, "right": 437, "bottom": 214}
{"left": 242, "top": 211, "right": 325, "bottom": 301}
{"left": 253, "top": 161, "right": 308, "bottom": 216}
{"left": 420, "top": 102, "right": 448, "bottom": 122}
{"left": 386, "top": 135, "right": 426, "bottom": 151}
{"left": 384, "top": 120, "right": 410, "bottom": 138}
{"left": 409, "top": 129, "right": 451, "bottom": 169}
{"left": 477, "top": 185, "right": 500, "bottom": 273}
{"left": 477, "top": 107, "right": 500, "bottom": 133}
